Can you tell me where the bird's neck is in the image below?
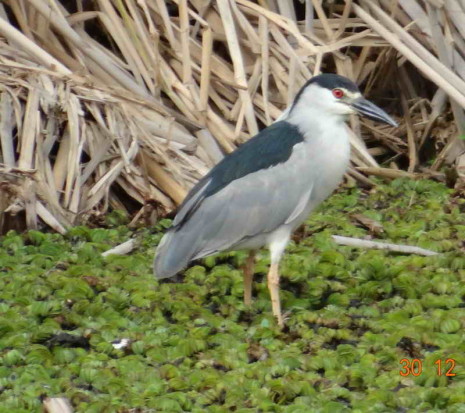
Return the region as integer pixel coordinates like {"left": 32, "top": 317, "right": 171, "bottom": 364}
{"left": 283, "top": 107, "right": 348, "bottom": 142}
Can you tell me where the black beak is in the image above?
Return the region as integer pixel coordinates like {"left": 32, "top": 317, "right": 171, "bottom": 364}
{"left": 351, "top": 97, "right": 397, "bottom": 127}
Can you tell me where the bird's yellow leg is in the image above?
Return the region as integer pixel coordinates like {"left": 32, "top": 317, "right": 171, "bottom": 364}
{"left": 267, "top": 262, "right": 283, "bottom": 327}
{"left": 242, "top": 251, "right": 256, "bottom": 306}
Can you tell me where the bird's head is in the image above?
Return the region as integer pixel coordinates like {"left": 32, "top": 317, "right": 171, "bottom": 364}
{"left": 288, "top": 73, "right": 397, "bottom": 127}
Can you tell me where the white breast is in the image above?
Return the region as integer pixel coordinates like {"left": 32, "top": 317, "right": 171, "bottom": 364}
{"left": 283, "top": 114, "right": 351, "bottom": 228}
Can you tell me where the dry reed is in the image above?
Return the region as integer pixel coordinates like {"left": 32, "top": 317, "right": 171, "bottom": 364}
{"left": 0, "top": 0, "right": 463, "bottom": 231}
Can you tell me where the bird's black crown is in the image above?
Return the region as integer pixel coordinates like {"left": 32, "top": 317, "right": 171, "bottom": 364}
{"left": 291, "top": 73, "right": 360, "bottom": 110}
{"left": 306, "top": 73, "right": 360, "bottom": 92}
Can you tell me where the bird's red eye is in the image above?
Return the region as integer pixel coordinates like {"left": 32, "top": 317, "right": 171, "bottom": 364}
{"left": 332, "top": 88, "right": 344, "bottom": 99}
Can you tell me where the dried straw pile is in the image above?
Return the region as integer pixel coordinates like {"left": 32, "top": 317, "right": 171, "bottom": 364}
{"left": 0, "top": 0, "right": 464, "bottom": 232}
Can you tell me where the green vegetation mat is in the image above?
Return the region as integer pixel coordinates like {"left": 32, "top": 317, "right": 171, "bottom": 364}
{"left": 1, "top": 179, "right": 465, "bottom": 412}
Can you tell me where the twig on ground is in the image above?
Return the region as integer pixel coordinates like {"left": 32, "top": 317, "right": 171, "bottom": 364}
{"left": 43, "top": 397, "right": 73, "bottom": 413}
{"left": 102, "top": 239, "right": 137, "bottom": 257}
{"left": 332, "top": 235, "right": 439, "bottom": 256}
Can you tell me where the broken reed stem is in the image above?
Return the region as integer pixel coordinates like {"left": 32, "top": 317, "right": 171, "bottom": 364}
{"left": 332, "top": 235, "right": 439, "bottom": 256}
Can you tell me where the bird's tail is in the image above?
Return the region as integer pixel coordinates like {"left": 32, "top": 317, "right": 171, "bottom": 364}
{"left": 153, "top": 228, "right": 198, "bottom": 279}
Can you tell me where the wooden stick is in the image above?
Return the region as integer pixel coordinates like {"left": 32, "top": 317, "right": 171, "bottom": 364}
{"left": 332, "top": 235, "right": 438, "bottom": 256}
{"left": 199, "top": 27, "right": 213, "bottom": 120}
{"left": 36, "top": 201, "right": 67, "bottom": 234}
{"left": 18, "top": 87, "right": 39, "bottom": 170}
{"left": 143, "top": 157, "right": 187, "bottom": 205}
{"left": 358, "top": 167, "right": 420, "bottom": 179}
{"left": 217, "top": 0, "right": 258, "bottom": 135}
{"left": 399, "top": 68, "right": 417, "bottom": 173}
{"left": 43, "top": 397, "right": 73, "bottom": 413}
{"left": 102, "top": 239, "right": 136, "bottom": 257}
{"left": 0, "top": 91, "right": 15, "bottom": 167}
{"left": 259, "top": 15, "right": 271, "bottom": 125}
{"left": 179, "top": 0, "right": 193, "bottom": 84}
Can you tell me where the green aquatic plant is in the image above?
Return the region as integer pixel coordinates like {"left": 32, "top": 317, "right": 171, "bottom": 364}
{"left": 0, "top": 179, "right": 464, "bottom": 411}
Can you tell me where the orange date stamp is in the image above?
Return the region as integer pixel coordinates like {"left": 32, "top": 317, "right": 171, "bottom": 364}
{"left": 399, "top": 358, "right": 456, "bottom": 377}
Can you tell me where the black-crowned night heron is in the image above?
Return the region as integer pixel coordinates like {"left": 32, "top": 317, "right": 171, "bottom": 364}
{"left": 154, "top": 73, "right": 397, "bottom": 327}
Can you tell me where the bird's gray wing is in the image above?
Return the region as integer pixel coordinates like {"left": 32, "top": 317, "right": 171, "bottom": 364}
{"left": 178, "top": 150, "right": 314, "bottom": 260}
{"left": 172, "top": 121, "right": 305, "bottom": 229}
